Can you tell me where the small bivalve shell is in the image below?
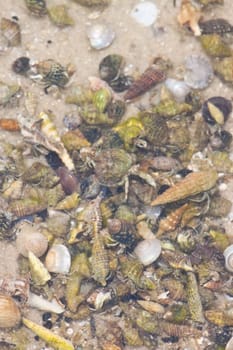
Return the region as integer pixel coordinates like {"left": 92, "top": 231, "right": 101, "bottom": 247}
{"left": 0, "top": 294, "right": 21, "bottom": 328}
{"left": 16, "top": 222, "right": 48, "bottom": 258}
{"left": 134, "top": 238, "right": 161, "bottom": 266}
{"left": 130, "top": 1, "right": 159, "bottom": 27}
{"left": 224, "top": 244, "right": 233, "bottom": 272}
{"left": 202, "top": 96, "right": 232, "bottom": 125}
{"left": 165, "top": 78, "right": 190, "bottom": 102}
{"left": 86, "top": 23, "right": 115, "bottom": 50}
{"left": 184, "top": 54, "right": 213, "bottom": 89}
{"left": 45, "top": 244, "right": 71, "bottom": 274}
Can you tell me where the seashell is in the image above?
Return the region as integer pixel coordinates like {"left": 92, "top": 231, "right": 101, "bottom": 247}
{"left": 63, "top": 112, "right": 82, "bottom": 130}
{"left": 28, "top": 292, "right": 65, "bottom": 314}
{"left": 0, "top": 294, "right": 21, "bottom": 328}
{"left": 25, "top": 0, "right": 47, "bottom": 16}
{"left": 186, "top": 271, "right": 205, "bottom": 323}
{"left": 223, "top": 244, "right": 233, "bottom": 272}
{"left": 157, "top": 203, "right": 189, "bottom": 237}
{"left": 22, "top": 318, "right": 74, "bottom": 350}
{"left": 214, "top": 56, "right": 233, "bottom": 83}
{"left": 80, "top": 104, "right": 115, "bottom": 125}
{"left": 177, "top": 0, "right": 202, "bottom": 36}
{"left": 151, "top": 169, "right": 218, "bottom": 206}
{"left": 109, "top": 74, "right": 134, "bottom": 92}
{"left": 0, "top": 81, "right": 21, "bottom": 106}
{"left": 48, "top": 5, "right": 74, "bottom": 27}
{"left": 198, "top": 0, "right": 223, "bottom": 5}
{"left": 56, "top": 166, "right": 78, "bottom": 194}
{"left": 55, "top": 192, "right": 79, "bottom": 210}
{"left": 226, "top": 336, "right": 233, "bottom": 350}
{"left": 107, "top": 99, "right": 126, "bottom": 120}
{"left": 28, "top": 251, "right": 51, "bottom": 286}
{"left": 16, "top": 221, "right": 48, "bottom": 257}
{"left": 210, "top": 129, "right": 233, "bottom": 150}
{"left": 202, "top": 96, "right": 232, "bottom": 125}
{"left": 177, "top": 229, "right": 196, "bottom": 253}
{"left": 113, "top": 117, "right": 144, "bottom": 150}
{"left": 99, "top": 54, "right": 124, "bottom": 82}
{"left": 137, "top": 300, "right": 165, "bottom": 314}
{"left": 0, "top": 211, "right": 15, "bottom": 239}
{"left": 2, "top": 179, "right": 23, "bottom": 200}
{"left": 72, "top": 0, "right": 110, "bottom": 6}
{"left": 46, "top": 208, "right": 70, "bottom": 237}
{"left": 124, "top": 59, "right": 169, "bottom": 101}
{"left": 0, "top": 118, "right": 20, "bottom": 132}
{"left": 22, "top": 161, "right": 59, "bottom": 188}
{"left": 45, "top": 244, "right": 71, "bottom": 274}
{"left": 209, "top": 229, "right": 230, "bottom": 252}
{"left": 86, "top": 287, "right": 114, "bottom": 310}
{"left": 200, "top": 34, "right": 232, "bottom": 57}
{"left": 152, "top": 96, "right": 193, "bottom": 118}
{"left": 65, "top": 85, "right": 94, "bottom": 105}
{"left": 61, "top": 129, "right": 91, "bottom": 151}
{"left": 165, "top": 78, "right": 190, "bottom": 102}
{"left": 86, "top": 23, "right": 115, "bottom": 50}
{"left": 0, "top": 18, "right": 21, "bottom": 46}
{"left": 162, "top": 250, "right": 194, "bottom": 272}
{"left": 160, "top": 321, "right": 202, "bottom": 337}
{"left": 8, "top": 197, "right": 47, "bottom": 218}
{"left": 134, "top": 238, "right": 161, "bottom": 266}
{"left": 12, "top": 57, "right": 31, "bottom": 75}
{"left": 92, "top": 88, "right": 112, "bottom": 112}
{"left": 140, "top": 156, "right": 182, "bottom": 172}
{"left": 107, "top": 218, "right": 137, "bottom": 248}
{"left": 130, "top": 1, "right": 159, "bottom": 27}
{"left": 199, "top": 18, "right": 233, "bottom": 36}
{"left": 184, "top": 54, "right": 213, "bottom": 89}
{"left": 209, "top": 151, "right": 233, "bottom": 173}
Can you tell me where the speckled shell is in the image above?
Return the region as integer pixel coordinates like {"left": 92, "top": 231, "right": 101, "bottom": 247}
{"left": 200, "top": 34, "right": 232, "bottom": 57}
{"left": 214, "top": 56, "right": 233, "bottom": 83}
{"left": 94, "top": 148, "right": 134, "bottom": 186}
{"left": 25, "top": 0, "right": 47, "bottom": 16}
{"left": 0, "top": 18, "right": 21, "bottom": 46}
{"left": 0, "top": 294, "right": 21, "bottom": 328}
{"left": 200, "top": 19, "right": 233, "bottom": 36}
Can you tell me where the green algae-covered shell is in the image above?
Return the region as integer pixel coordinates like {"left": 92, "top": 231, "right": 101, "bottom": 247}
{"left": 214, "top": 56, "right": 233, "bottom": 83}
{"left": 72, "top": 0, "right": 110, "bottom": 7}
{"left": 200, "top": 34, "right": 232, "bottom": 58}
{"left": 152, "top": 98, "right": 193, "bottom": 118}
{"left": 140, "top": 112, "right": 169, "bottom": 146}
{"left": 25, "top": 0, "right": 47, "bottom": 16}
{"left": 48, "top": 5, "right": 74, "bottom": 27}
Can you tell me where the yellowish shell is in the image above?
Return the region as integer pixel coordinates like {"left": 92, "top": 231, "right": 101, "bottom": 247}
{"left": 137, "top": 300, "right": 165, "bottom": 314}
{"left": 28, "top": 251, "right": 51, "bottom": 286}
{"left": 55, "top": 192, "right": 80, "bottom": 210}
{"left": 48, "top": 5, "right": 74, "bottom": 27}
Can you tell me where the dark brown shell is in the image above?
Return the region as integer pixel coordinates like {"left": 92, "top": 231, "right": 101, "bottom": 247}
{"left": 202, "top": 96, "right": 232, "bottom": 125}
{"left": 200, "top": 19, "right": 233, "bottom": 35}
{"left": 99, "top": 54, "right": 124, "bottom": 82}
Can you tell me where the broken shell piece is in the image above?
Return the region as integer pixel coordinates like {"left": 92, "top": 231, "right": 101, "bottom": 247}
{"left": 28, "top": 292, "right": 65, "bottom": 314}
{"left": 165, "top": 78, "right": 190, "bottom": 102}
{"left": 177, "top": 0, "right": 202, "bottom": 36}
{"left": 45, "top": 244, "right": 71, "bottom": 274}
{"left": 86, "top": 23, "right": 115, "bottom": 50}
{"left": 134, "top": 238, "right": 161, "bottom": 266}
{"left": 130, "top": 1, "right": 159, "bottom": 27}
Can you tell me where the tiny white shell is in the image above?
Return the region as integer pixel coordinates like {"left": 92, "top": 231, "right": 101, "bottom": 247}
{"left": 223, "top": 244, "right": 233, "bottom": 272}
{"left": 184, "top": 54, "right": 213, "bottom": 89}
{"left": 134, "top": 238, "right": 161, "bottom": 266}
{"left": 226, "top": 336, "right": 233, "bottom": 350}
{"left": 165, "top": 78, "right": 190, "bottom": 102}
{"left": 86, "top": 23, "right": 115, "bottom": 50}
{"left": 45, "top": 244, "right": 71, "bottom": 274}
{"left": 16, "top": 222, "right": 48, "bottom": 258}
{"left": 130, "top": 1, "right": 159, "bottom": 27}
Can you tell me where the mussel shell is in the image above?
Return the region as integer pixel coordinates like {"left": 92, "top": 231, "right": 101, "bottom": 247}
{"left": 99, "top": 54, "right": 124, "bottom": 82}
{"left": 202, "top": 96, "right": 232, "bottom": 125}
{"left": 12, "top": 57, "right": 31, "bottom": 74}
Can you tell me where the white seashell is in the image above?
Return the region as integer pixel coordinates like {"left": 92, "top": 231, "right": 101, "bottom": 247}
{"left": 86, "top": 23, "right": 115, "bottom": 50}
{"left": 184, "top": 54, "right": 213, "bottom": 89}
{"left": 16, "top": 222, "right": 48, "bottom": 258}
{"left": 28, "top": 292, "right": 65, "bottom": 314}
{"left": 223, "top": 244, "right": 233, "bottom": 272}
{"left": 226, "top": 336, "right": 233, "bottom": 350}
{"left": 130, "top": 1, "right": 159, "bottom": 27}
{"left": 45, "top": 244, "right": 71, "bottom": 274}
{"left": 165, "top": 78, "right": 190, "bottom": 102}
{"left": 134, "top": 238, "right": 161, "bottom": 266}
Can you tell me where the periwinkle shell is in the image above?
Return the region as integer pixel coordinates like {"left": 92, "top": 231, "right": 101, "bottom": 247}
{"left": 202, "top": 96, "right": 232, "bottom": 125}
{"left": 184, "top": 54, "right": 213, "bottom": 89}
{"left": 87, "top": 23, "right": 115, "bottom": 50}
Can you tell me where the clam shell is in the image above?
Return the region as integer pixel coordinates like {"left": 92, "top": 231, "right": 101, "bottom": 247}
{"left": 134, "top": 238, "right": 161, "bottom": 266}
{"left": 45, "top": 244, "right": 71, "bottom": 274}
{"left": 0, "top": 294, "right": 21, "bottom": 328}
{"left": 87, "top": 23, "right": 115, "bottom": 50}
{"left": 184, "top": 54, "right": 213, "bottom": 89}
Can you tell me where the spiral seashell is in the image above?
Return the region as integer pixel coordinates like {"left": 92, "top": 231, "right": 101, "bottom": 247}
{"left": 16, "top": 221, "right": 48, "bottom": 258}
{"left": 0, "top": 294, "right": 21, "bottom": 328}
{"left": 134, "top": 238, "right": 161, "bottom": 266}
{"left": 223, "top": 244, "right": 233, "bottom": 272}
{"left": 86, "top": 23, "right": 115, "bottom": 50}
{"left": 45, "top": 244, "right": 71, "bottom": 274}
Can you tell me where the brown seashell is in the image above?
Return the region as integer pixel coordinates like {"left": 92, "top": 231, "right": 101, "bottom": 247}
{"left": 151, "top": 170, "right": 218, "bottom": 206}
{"left": 177, "top": 0, "right": 202, "bottom": 36}
{"left": 0, "top": 294, "right": 21, "bottom": 328}
{"left": 0, "top": 118, "right": 20, "bottom": 131}
{"left": 56, "top": 166, "right": 78, "bottom": 195}
{"left": 0, "top": 18, "right": 21, "bottom": 46}
{"left": 124, "top": 61, "right": 168, "bottom": 101}
{"left": 157, "top": 203, "right": 189, "bottom": 237}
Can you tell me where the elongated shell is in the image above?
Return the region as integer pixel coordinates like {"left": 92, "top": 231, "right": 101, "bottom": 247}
{"left": 199, "top": 18, "right": 233, "bottom": 36}
{"left": 28, "top": 251, "right": 51, "bottom": 286}
{"left": 16, "top": 222, "right": 48, "bottom": 257}
{"left": 151, "top": 170, "right": 218, "bottom": 206}
{"left": 45, "top": 244, "right": 71, "bottom": 274}
{"left": 22, "top": 317, "right": 74, "bottom": 350}
{"left": 0, "top": 294, "right": 21, "bottom": 328}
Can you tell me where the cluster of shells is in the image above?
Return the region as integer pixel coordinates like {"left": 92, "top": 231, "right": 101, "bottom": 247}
{"left": 1, "top": 0, "right": 233, "bottom": 349}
